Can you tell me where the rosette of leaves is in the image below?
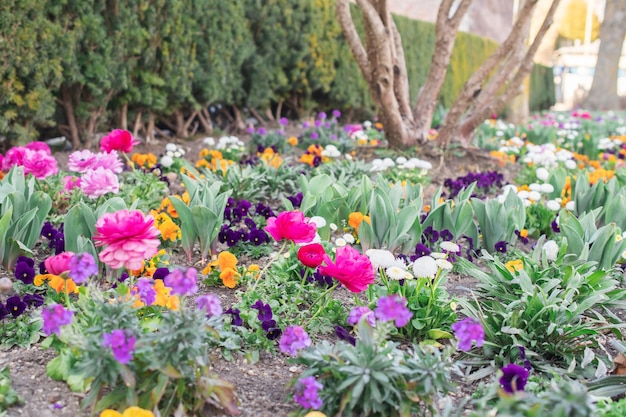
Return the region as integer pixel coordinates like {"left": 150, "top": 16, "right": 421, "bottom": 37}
{"left": 0, "top": 167, "right": 52, "bottom": 269}
{"left": 292, "top": 319, "right": 456, "bottom": 417}
{"left": 169, "top": 174, "right": 231, "bottom": 262}
{"left": 472, "top": 190, "right": 526, "bottom": 252}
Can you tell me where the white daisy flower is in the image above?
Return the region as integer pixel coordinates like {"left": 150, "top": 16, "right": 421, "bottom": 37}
{"left": 386, "top": 266, "right": 407, "bottom": 280}
{"left": 160, "top": 155, "right": 174, "bottom": 168}
{"left": 343, "top": 234, "right": 355, "bottom": 244}
{"left": 329, "top": 223, "right": 338, "bottom": 232}
{"left": 309, "top": 216, "right": 327, "bottom": 228}
{"left": 335, "top": 238, "right": 347, "bottom": 247}
{"left": 436, "top": 259, "right": 453, "bottom": 271}
{"left": 165, "top": 143, "right": 177, "bottom": 152}
{"left": 430, "top": 252, "right": 446, "bottom": 259}
{"left": 412, "top": 256, "right": 438, "bottom": 279}
{"left": 536, "top": 167, "right": 549, "bottom": 181}
{"left": 440, "top": 241, "right": 460, "bottom": 253}
{"left": 366, "top": 249, "right": 397, "bottom": 269}
{"left": 546, "top": 200, "right": 561, "bottom": 211}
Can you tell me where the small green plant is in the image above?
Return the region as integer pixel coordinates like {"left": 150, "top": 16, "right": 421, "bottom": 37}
{"left": 0, "top": 367, "right": 22, "bottom": 414}
{"left": 472, "top": 190, "right": 526, "bottom": 252}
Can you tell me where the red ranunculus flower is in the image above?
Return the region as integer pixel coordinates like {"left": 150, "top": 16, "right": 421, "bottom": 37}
{"left": 264, "top": 211, "right": 316, "bottom": 244}
{"left": 100, "top": 129, "right": 139, "bottom": 153}
{"left": 44, "top": 251, "right": 75, "bottom": 275}
{"left": 297, "top": 243, "right": 326, "bottom": 268}
{"left": 318, "top": 246, "right": 375, "bottom": 293}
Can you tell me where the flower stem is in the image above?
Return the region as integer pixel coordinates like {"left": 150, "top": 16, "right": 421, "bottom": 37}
{"left": 302, "top": 282, "right": 339, "bottom": 328}
{"left": 293, "top": 268, "right": 310, "bottom": 306}
{"left": 251, "top": 240, "right": 287, "bottom": 291}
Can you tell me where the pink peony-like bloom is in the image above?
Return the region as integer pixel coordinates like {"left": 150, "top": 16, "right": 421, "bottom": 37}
{"left": 318, "top": 246, "right": 375, "bottom": 293}
{"left": 265, "top": 211, "right": 316, "bottom": 243}
{"left": 22, "top": 149, "right": 58, "bottom": 179}
{"left": 94, "top": 210, "right": 161, "bottom": 270}
{"left": 44, "top": 251, "right": 75, "bottom": 275}
{"left": 2, "top": 146, "right": 27, "bottom": 171}
{"left": 68, "top": 150, "right": 97, "bottom": 173}
{"left": 25, "top": 141, "right": 52, "bottom": 155}
{"left": 62, "top": 176, "right": 81, "bottom": 193}
{"left": 80, "top": 167, "right": 119, "bottom": 199}
{"left": 100, "top": 129, "right": 139, "bottom": 153}
{"left": 91, "top": 151, "right": 123, "bottom": 173}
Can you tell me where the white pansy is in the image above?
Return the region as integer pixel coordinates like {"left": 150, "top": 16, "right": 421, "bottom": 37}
{"left": 363, "top": 121, "right": 372, "bottom": 128}
{"left": 502, "top": 184, "right": 518, "bottom": 195}
{"left": 518, "top": 190, "right": 530, "bottom": 199}
{"left": 543, "top": 240, "right": 559, "bottom": 261}
{"left": 173, "top": 151, "right": 182, "bottom": 158}
{"left": 322, "top": 145, "right": 341, "bottom": 158}
{"left": 536, "top": 167, "right": 549, "bottom": 181}
{"left": 546, "top": 200, "right": 561, "bottom": 211}
{"left": 366, "top": 249, "right": 397, "bottom": 269}
{"left": 160, "top": 155, "right": 174, "bottom": 168}
{"left": 309, "top": 216, "right": 327, "bottom": 228}
{"left": 165, "top": 143, "right": 178, "bottom": 152}
{"left": 383, "top": 158, "right": 395, "bottom": 168}
{"left": 565, "top": 201, "right": 576, "bottom": 211}
{"left": 343, "top": 233, "right": 355, "bottom": 244}
{"left": 440, "top": 241, "right": 460, "bottom": 253}
{"left": 436, "top": 259, "right": 453, "bottom": 271}
{"left": 412, "top": 256, "right": 438, "bottom": 279}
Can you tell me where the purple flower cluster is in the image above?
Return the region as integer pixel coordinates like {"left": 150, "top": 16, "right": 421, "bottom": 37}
{"left": 0, "top": 294, "right": 43, "bottom": 320}
{"left": 15, "top": 256, "right": 36, "bottom": 285}
{"left": 41, "top": 222, "right": 65, "bottom": 254}
{"left": 444, "top": 171, "right": 504, "bottom": 199}
{"left": 164, "top": 267, "right": 198, "bottom": 296}
{"left": 133, "top": 278, "right": 157, "bottom": 305}
{"left": 375, "top": 295, "right": 412, "bottom": 327}
{"left": 304, "top": 269, "right": 334, "bottom": 288}
{"left": 218, "top": 198, "right": 272, "bottom": 248}
{"left": 68, "top": 252, "right": 98, "bottom": 284}
{"left": 195, "top": 294, "right": 223, "bottom": 317}
{"left": 451, "top": 317, "right": 484, "bottom": 351}
{"left": 347, "top": 306, "right": 375, "bottom": 327}
{"left": 293, "top": 376, "right": 323, "bottom": 410}
{"left": 41, "top": 304, "right": 74, "bottom": 336}
{"left": 251, "top": 300, "right": 281, "bottom": 340}
{"left": 102, "top": 329, "right": 136, "bottom": 364}
{"left": 279, "top": 325, "right": 312, "bottom": 356}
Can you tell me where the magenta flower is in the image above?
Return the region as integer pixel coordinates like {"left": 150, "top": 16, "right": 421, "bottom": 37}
{"left": 68, "top": 252, "right": 98, "bottom": 284}
{"left": 451, "top": 317, "right": 484, "bottom": 351}
{"left": 62, "top": 176, "right": 82, "bottom": 193}
{"left": 102, "top": 329, "right": 136, "bottom": 364}
{"left": 1, "top": 146, "right": 27, "bottom": 170}
{"left": 164, "top": 267, "right": 198, "bottom": 296}
{"left": 22, "top": 149, "right": 58, "bottom": 179}
{"left": 80, "top": 167, "right": 119, "bottom": 199}
{"left": 265, "top": 211, "right": 316, "bottom": 244}
{"left": 100, "top": 129, "right": 139, "bottom": 153}
{"left": 133, "top": 278, "right": 156, "bottom": 305}
{"left": 293, "top": 376, "right": 323, "bottom": 410}
{"left": 279, "top": 325, "right": 312, "bottom": 356}
{"left": 42, "top": 304, "right": 74, "bottom": 336}
{"left": 318, "top": 246, "right": 375, "bottom": 293}
{"left": 44, "top": 251, "right": 74, "bottom": 275}
{"left": 195, "top": 294, "right": 223, "bottom": 317}
{"left": 374, "top": 295, "right": 412, "bottom": 327}
{"left": 347, "top": 306, "right": 375, "bottom": 326}
{"left": 25, "top": 141, "right": 52, "bottom": 154}
{"left": 93, "top": 210, "right": 161, "bottom": 270}
{"left": 297, "top": 243, "right": 326, "bottom": 268}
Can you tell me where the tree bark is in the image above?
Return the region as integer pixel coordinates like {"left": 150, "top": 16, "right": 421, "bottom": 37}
{"left": 198, "top": 108, "right": 213, "bottom": 134}
{"left": 119, "top": 103, "right": 128, "bottom": 131}
{"left": 132, "top": 111, "right": 143, "bottom": 139}
{"left": 146, "top": 112, "right": 156, "bottom": 143}
{"left": 60, "top": 86, "right": 80, "bottom": 149}
{"left": 584, "top": 0, "right": 626, "bottom": 110}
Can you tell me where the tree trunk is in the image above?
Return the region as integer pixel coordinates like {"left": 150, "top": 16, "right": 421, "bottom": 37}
{"left": 132, "top": 111, "right": 143, "bottom": 139}
{"left": 198, "top": 108, "right": 213, "bottom": 134}
{"left": 584, "top": 0, "right": 626, "bottom": 110}
{"left": 146, "top": 112, "right": 156, "bottom": 143}
{"left": 60, "top": 86, "right": 80, "bottom": 149}
{"left": 119, "top": 103, "right": 128, "bottom": 131}
{"left": 174, "top": 110, "right": 186, "bottom": 138}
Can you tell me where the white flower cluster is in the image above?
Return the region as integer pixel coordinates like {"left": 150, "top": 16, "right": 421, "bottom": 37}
{"left": 364, "top": 245, "right": 456, "bottom": 281}
{"left": 370, "top": 156, "right": 432, "bottom": 172}
{"left": 321, "top": 144, "right": 341, "bottom": 158}
{"left": 203, "top": 135, "right": 245, "bottom": 150}
{"left": 522, "top": 143, "right": 575, "bottom": 168}
{"left": 160, "top": 143, "right": 186, "bottom": 168}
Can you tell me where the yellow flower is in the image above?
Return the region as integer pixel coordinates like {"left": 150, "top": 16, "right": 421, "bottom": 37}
{"left": 304, "top": 413, "right": 327, "bottom": 417}
{"left": 287, "top": 136, "right": 298, "bottom": 146}
{"left": 157, "top": 217, "right": 181, "bottom": 242}
{"left": 505, "top": 259, "right": 524, "bottom": 273}
{"left": 519, "top": 229, "right": 529, "bottom": 238}
{"left": 202, "top": 259, "right": 219, "bottom": 275}
{"left": 100, "top": 406, "right": 155, "bottom": 417}
{"left": 299, "top": 153, "right": 315, "bottom": 166}
{"left": 220, "top": 267, "right": 240, "bottom": 288}
{"left": 100, "top": 411, "right": 123, "bottom": 417}
{"left": 199, "top": 148, "right": 210, "bottom": 158}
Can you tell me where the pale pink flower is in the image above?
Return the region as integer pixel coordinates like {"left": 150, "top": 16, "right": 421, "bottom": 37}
{"left": 62, "top": 176, "right": 81, "bottom": 193}
{"left": 91, "top": 151, "right": 123, "bottom": 173}
{"left": 68, "top": 150, "right": 97, "bottom": 173}
{"left": 80, "top": 167, "right": 119, "bottom": 199}
{"left": 100, "top": 129, "right": 139, "bottom": 153}
{"left": 22, "top": 149, "right": 58, "bottom": 179}
{"left": 94, "top": 210, "right": 161, "bottom": 270}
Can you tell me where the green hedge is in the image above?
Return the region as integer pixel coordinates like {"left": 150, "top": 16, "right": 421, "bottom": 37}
{"left": 530, "top": 64, "right": 556, "bottom": 112}
{"left": 0, "top": 0, "right": 556, "bottom": 145}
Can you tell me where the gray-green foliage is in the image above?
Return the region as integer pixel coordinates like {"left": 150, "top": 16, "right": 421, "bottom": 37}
{"left": 472, "top": 191, "right": 526, "bottom": 252}
{"left": 0, "top": 167, "right": 52, "bottom": 269}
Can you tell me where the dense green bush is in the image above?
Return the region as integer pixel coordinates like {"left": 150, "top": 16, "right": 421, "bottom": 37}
{"left": 530, "top": 64, "right": 556, "bottom": 111}
{"left": 0, "top": 0, "right": 556, "bottom": 144}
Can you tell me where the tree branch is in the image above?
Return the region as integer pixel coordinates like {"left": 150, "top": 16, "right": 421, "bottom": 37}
{"left": 390, "top": 17, "right": 413, "bottom": 119}
{"left": 336, "top": 0, "right": 371, "bottom": 84}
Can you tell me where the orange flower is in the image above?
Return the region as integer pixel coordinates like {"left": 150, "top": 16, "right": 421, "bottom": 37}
{"left": 220, "top": 267, "right": 240, "bottom": 288}
{"left": 300, "top": 153, "right": 315, "bottom": 166}
{"left": 287, "top": 136, "right": 298, "bottom": 146}
{"left": 48, "top": 275, "right": 78, "bottom": 294}
{"left": 348, "top": 212, "right": 370, "bottom": 232}
{"left": 218, "top": 251, "right": 238, "bottom": 270}
{"left": 199, "top": 148, "right": 210, "bottom": 158}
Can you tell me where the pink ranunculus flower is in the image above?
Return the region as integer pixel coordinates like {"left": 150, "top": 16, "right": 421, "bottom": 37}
{"left": 68, "top": 149, "right": 97, "bottom": 173}
{"left": 62, "top": 176, "right": 81, "bottom": 193}
{"left": 264, "top": 211, "right": 317, "bottom": 243}
{"left": 100, "top": 129, "right": 139, "bottom": 153}
{"left": 44, "top": 251, "right": 75, "bottom": 275}
{"left": 318, "top": 245, "right": 375, "bottom": 293}
{"left": 22, "top": 148, "right": 58, "bottom": 179}
{"left": 2, "top": 146, "right": 27, "bottom": 171}
{"left": 80, "top": 167, "right": 119, "bottom": 199}
{"left": 25, "top": 141, "right": 52, "bottom": 155}
{"left": 94, "top": 210, "right": 161, "bottom": 270}
{"left": 91, "top": 151, "right": 123, "bottom": 173}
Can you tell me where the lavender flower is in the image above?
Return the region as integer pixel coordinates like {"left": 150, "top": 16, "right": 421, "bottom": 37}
{"left": 451, "top": 317, "right": 484, "bottom": 351}
{"left": 347, "top": 306, "right": 375, "bottom": 326}
{"left": 293, "top": 376, "right": 323, "bottom": 409}
{"left": 279, "top": 117, "right": 289, "bottom": 126}
{"left": 374, "top": 295, "right": 412, "bottom": 327}
{"left": 42, "top": 304, "right": 74, "bottom": 336}
{"left": 500, "top": 364, "right": 529, "bottom": 393}
{"left": 279, "top": 325, "right": 312, "bottom": 356}
{"left": 68, "top": 252, "right": 98, "bottom": 284}
{"left": 332, "top": 109, "right": 341, "bottom": 118}
{"left": 164, "top": 267, "right": 198, "bottom": 296}
{"left": 196, "top": 294, "right": 223, "bottom": 317}
{"left": 102, "top": 329, "right": 136, "bottom": 364}
{"left": 134, "top": 278, "right": 156, "bottom": 305}
{"left": 317, "top": 112, "right": 327, "bottom": 120}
